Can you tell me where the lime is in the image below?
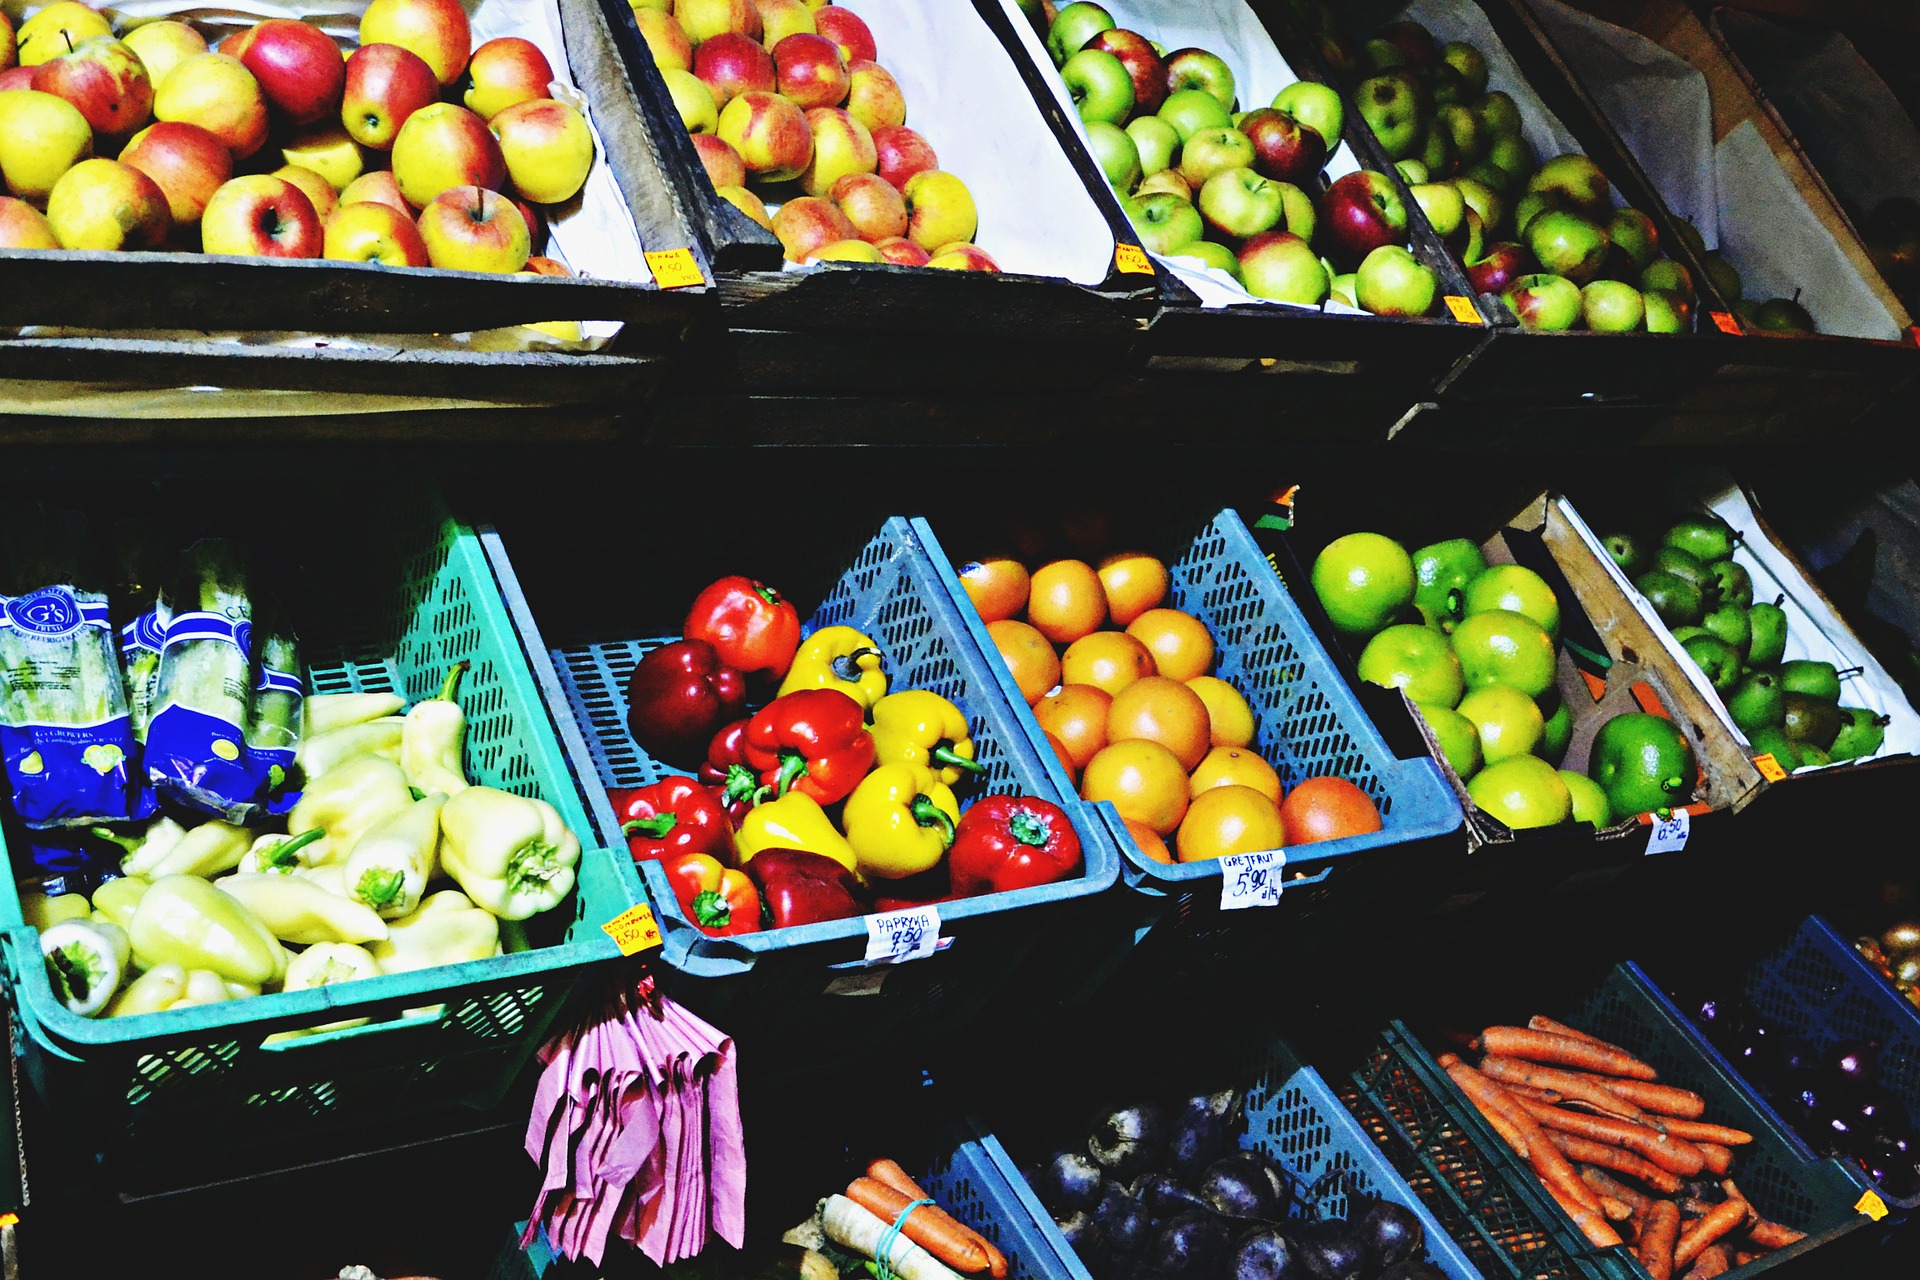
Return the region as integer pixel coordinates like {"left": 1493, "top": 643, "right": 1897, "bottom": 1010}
{"left": 1416, "top": 700, "right": 1482, "bottom": 779}
{"left": 1457, "top": 685, "right": 1545, "bottom": 764}
{"left": 1468, "top": 756, "right": 1572, "bottom": 829}
{"left": 1588, "top": 711, "right": 1694, "bottom": 818}
{"left": 1559, "top": 769, "right": 1613, "bottom": 828}
{"left": 1411, "top": 538, "right": 1487, "bottom": 630}
{"left": 1359, "top": 624, "right": 1464, "bottom": 707}
{"left": 1312, "top": 532, "right": 1414, "bottom": 635}
{"left": 1462, "top": 564, "right": 1561, "bottom": 641}
{"left": 1451, "top": 609, "right": 1558, "bottom": 698}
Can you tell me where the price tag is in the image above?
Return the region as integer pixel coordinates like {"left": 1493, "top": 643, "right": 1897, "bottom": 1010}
{"left": 1709, "top": 310, "right": 1742, "bottom": 335}
{"left": 1443, "top": 295, "right": 1484, "bottom": 324}
{"left": 1219, "top": 851, "right": 1284, "bottom": 909}
{"left": 1115, "top": 243, "right": 1155, "bottom": 275}
{"left": 1753, "top": 753, "right": 1789, "bottom": 782}
{"left": 645, "top": 248, "right": 706, "bottom": 289}
{"left": 1856, "top": 1189, "right": 1890, "bottom": 1221}
{"left": 1644, "top": 809, "right": 1690, "bottom": 857}
{"left": 601, "top": 904, "right": 663, "bottom": 955}
{"left": 864, "top": 905, "right": 941, "bottom": 965}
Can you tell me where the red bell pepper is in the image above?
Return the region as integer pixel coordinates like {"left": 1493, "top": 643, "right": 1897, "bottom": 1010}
{"left": 948, "top": 796, "right": 1083, "bottom": 896}
{"left": 626, "top": 639, "right": 747, "bottom": 770}
{"left": 696, "top": 719, "right": 760, "bottom": 823}
{"left": 613, "top": 779, "right": 735, "bottom": 865}
{"left": 684, "top": 576, "right": 802, "bottom": 681}
{"left": 744, "top": 847, "right": 862, "bottom": 929}
{"left": 743, "top": 688, "right": 876, "bottom": 806}
{"left": 663, "top": 851, "right": 761, "bottom": 937}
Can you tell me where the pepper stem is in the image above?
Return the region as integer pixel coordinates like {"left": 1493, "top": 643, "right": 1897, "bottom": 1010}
{"left": 267, "top": 828, "right": 327, "bottom": 868}
{"left": 756, "top": 583, "right": 784, "bottom": 606}
{"left": 691, "top": 888, "right": 732, "bottom": 929}
{"left": 436, "top": 661, "right": 469, "bottom": 705}
{"left": 719, "top": 763, "right": 759, "bottom": 810}
{"left": 623, "top": 814, "right": 678, "bottom": 839}
{"left": 90, "top": 826, "right": 140, "bottom": 855}
{"left": 931, "top": 744, "right": 986, "bottom": 775}
{"left": 910, "top": 795, "right": 956, "bottom": 847}
{"left": 774, "top": 750, "right": 810, "bottom": 796}
{"left": 1008, "top": 808, "right": 1050, "bottom": 847}
{"left": 830, "top": 649, "right": 882, "bottom": 681}
{"left": 356, "top": 868, "right": 406, "bottom": 910}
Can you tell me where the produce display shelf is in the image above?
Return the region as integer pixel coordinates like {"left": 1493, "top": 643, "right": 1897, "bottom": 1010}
{"left": 484, "top": 514, "right": 1122, "bottom": 1060}
{"left": 0, "top": 503, "right": 643, "bottom": 1181}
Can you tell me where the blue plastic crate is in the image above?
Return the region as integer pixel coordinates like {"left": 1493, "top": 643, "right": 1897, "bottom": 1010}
{"left": 977, "top": 1033, "right": 1483, "bottom": 1280}
{"left": 486, "top": 518, "right": 1120, "bottom": 1053}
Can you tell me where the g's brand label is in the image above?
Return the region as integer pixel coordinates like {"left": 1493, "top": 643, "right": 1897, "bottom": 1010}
{"left": 602, "top": 904, "right": 663, "bottom": 955}
{"left": 645, "top": 249, "right": 706, "bottom": 289}
{"left": 1115, "top": 243, "right": 1155, "bottom": 275}
{"left": 1, "top": 587, "right": 106, "bottom": 640}
{"left": 1444, "top": 296, "right": 1484, "bottom": 324}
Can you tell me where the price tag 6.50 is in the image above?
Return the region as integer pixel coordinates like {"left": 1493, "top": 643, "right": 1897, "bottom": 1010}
{"left": 864, "top": 905, "right": 941, "bottom": 965}
{"left": 1219, "top": 851, "right": 1283, "bottom": 910}
{"left": 601, "top": 904, "right": 663, "bottom": 955}
{"left": 1645, "top": 809, "right": 1690, "bottom": 856}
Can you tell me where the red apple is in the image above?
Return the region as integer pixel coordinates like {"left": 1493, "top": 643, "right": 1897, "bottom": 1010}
{"left": 1321, "top": 169, "right": 1408, "bottom": 262}
{"left": 504, "top": 189, "right": 546, "bottom": 253}
{"left": 872, "top": 235, "right": 928, "bottom": 266}
{"left": 871, "top": 123, "right": 935, "bottom": 191}
{"left": 844, "top": 58, "right": 903, "bottom": 132}
{"left": 339, "top": 169, "right": 409, "bottom": 215}
{"left": 524, "top": 254, "right": 571, "bottom": 276}
{"left": 464, "top": 37, "right": 554, "bottom": 121}
{"left": 693, "top": 31, "right": 774, "bottom": 109}
{"left": 770, "top": 194, "right": 856, "bottom": 261}
{"left": 1466, "top": 241, "right": 1535, "bottom": 295}
{"left": 416, "top": 184, "right": 530, "bottom": 273}
{"left": 342, "top": 43, "right": 439, "bottom": 151}
{"left": 120, "top": 120, "right": 231, "bottom": 226}
{"left": 0, "top": 196, "right": 58, "bottom": 248}
{"left": 926, "top": 242, "right": 999, "bottom": 272}
{"left": 324, "top": 198, "right": 428, "bottom": 266}
{"left": 714, "top": 89, "right": 812, "bottom": 182}
{"left": 798, "top": 105, "right": 874, "bottom": 198}
{"left": 359, "top": 0, "right": 471, "bottom": 87}
{"left": 0, "top": 66, "right": 33, "bottom": 92}
{"left": 811, "top": 6, "right": 875, "bottom": 63}
{"left": 1084, "top": 29, "right": 1165, "bottom": 116}
{"left": 692, "top": 133, "right": 746, "bottom": 188}
{"left": 1239, "top": 107, "right": 1326, "bottom": 185}
{"left": 830, "top": 170, "right": 905, "bottom": 242}
{"left": 274, "top": 164, "right": 337, "bottom": 221}
{"left": 773, "top": 32, "right": 848, "bottom": 110}
{"left": 230, "top": 19, "right": 345, "bottom": 126}
{"left": 391, "top": 102, "right": 506, "bottom": 208}
{"left": 32, "top": 36, "right": 152, "bottom": 144}
{"left": 201, "top": 173, "right": 322, "bottom": 257}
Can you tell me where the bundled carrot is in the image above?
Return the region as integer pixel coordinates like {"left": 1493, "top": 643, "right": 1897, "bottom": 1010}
{"left": 1482, "top": 1026, "right": 1659, "bottom": 1081}
{"left": 847, "top": 1179, "right": 991, "bottom": 1275}
{"left": 1635, "top": 1200, "right": 1680, "bottom": 1280}
{"left": 860, "top": 1160, "right": 1008, "bottom": 1279}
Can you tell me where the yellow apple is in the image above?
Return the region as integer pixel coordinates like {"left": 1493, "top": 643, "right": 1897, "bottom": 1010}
{"left": 339, "top": 169, "right": 409, "bottom": 215}
{"left": 324, "top": 199, "right": 428, "bottom": 266}
{"left": 121, "top": 21, "right": 208, "bottom": 90}
{"left": 756, "top": 0, "right": 816, "bottom": 47}
{"left": 120, "top": 120, "right": 231, "bottom": 225}
{"left": 926, "top": 242, "right": 999, "bottom": 271}
{"left": 0, "top": 197, "right": 59, "bottom": 247}
{"left": 155, "top": 54, "right": 269, "bottom": 159}
{"left": 676, "top": 0, "right": 760, "bottom": 45}
{"left": 46, "top": 158, "right": 172, "bottom": 250}
{"left": 274, "top": 164, "right": 337, "bottom": 220}
{"left": 281, "top": 120, "right": 365, "bottom": 191}
{"left": 798, "top": 105, "right": 873, "bottom": 198}
{"left": 903, "top": 169, "right": 976, "bottom": 251}
{"left": 416, "top": 185, "right": 530, "bottom": 273}
{"left": 634, "top": 11, "right": 692, "bottom": 73}
{"left": 804, "top": 237, "right": 883, "bottom": 263}
{"left": 17, "top": 3, "right": 112, "bottom": 69}
{"left": 391, "top": 102, "right": 506, "bottom": 209}
{"left": 359, "top": 0, "right": 471, "bottom": 87}
{"left": 0, "top": 89, "right": 93, "bottom": 201}
{"left": 714, "top": 183, "right": 771, "bottom": 230}
{"left": 464, "top": 37, "right": 553, "bottom": 120}
{"left": 0, "top": 13, "right": 14, "bottom": 75}
{"left": 491, "top": 98, "right": 593, "bottom": 205}
{"left": 662, "top": 67, "right": 717, "bottom": 134}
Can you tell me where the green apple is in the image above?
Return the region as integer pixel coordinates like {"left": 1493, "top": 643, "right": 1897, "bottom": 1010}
{"left": 1454, "top": 177, "right": 1503, "bottom": 234}
{"left": 1458, "top": 685, "right": 1545, "bottom": 764}
{"left": 1527, "top": 153, "right": 1610, "bottom": 216}
{"left": 1158, "top": 88, "right": 1231, "bottom": 143}
{"left": 1166, "top": 48, "right": 1236, "bottom": 109}
{"left": 1166, "top": 238, "right": 1240, "bottom": 279}
{"left": 1329, "top": 271, "right": 1357, "bottom": 307}
{"left": 1640, "top": 259, "right": 1694, "bottom": 301}
{"left": 1514, "top": 191, "right": 1558, "bottom": 238}
{"left": 1442, "top": 42, "right": 1487, "bottom": 99}
{"left": 1047, "top": 2, "right": 1114, "bottom": 66}
{"left": 1479, "top": 91, "right": 1522, "bottom": 139}
{"left": 1126, "top": 115, "right": 1180, "bottom": 177}
{"left": 1410, "top": 182, "right": 1464, "bottom": 238}
{"left": 1395, "top": 159, "right": 1429, "bottom": 185}
{"left": 1582, "top": 279, "right": 1644, "bottom": 332}
{"left": 1642, "top": 287, "right": 1690, "bottom": 333}
{"left": 1356, "top": 244, "right": 1438, "bottom": 316}
{"left": 1062, "top": 48, "right": 1133, "bottom": 125}
{"left": 1417, "top": 120, "right": 1453, "bottom": 176}
{"left": 1084, "top": 120, "right": 1141, "bottom": 194}
{"left": 1180, "top": 126, "right": 1254, "bottom": 190}
{"left": 1503, "top": 272, "right": 1582, "bottom": 330}
{"left": 1272, "top": 80, "right": 1343, "bottom": 149}
{"left": 1417, "top": 701, "right": 1483, "bottom": 779}
{"left": 1275, "top": 180, "right": 1316, "bottom": 243}
{"left": 1438, "top": 103, "right": 1484, "bottom": 163}
{"left": 1198, "top": 166, "right": 1283, "bottom": 240}
{"left": 1528, "top": 209, "right": 1608, "bottom": 283}
{"left": 1462, "top": 159, "right": 1517, "bottom": 198}
{"left": 1135, "top": 169, "right": 1192, "bottom": 202}
{"left": 1455, "top": 208, "right": 1485, "bottom": 266}
{"left": 1356, "top": 74, "right": 1422, "bottom": 159}
{"left": 1238, "top": 229, "right": 1329, "bottom": 305}
{"left": 1672, "top": 217, "right": 1707, "bottom": 260}
{"left": 1486, "top": 133, "right": 1534, "bottom": 184}
{"left": 1359, "top": 622, "right": 1465, "bottom": 706}
{"left": 1413, "top": 537, "right": 1488, "bottom": 629}
{"left": 1123, "top": 191, "right": 1203, "bottom": 254}
{"left": 1755, "top": 296, "right": 1816, "bottom": 334}
{"left": 1608, "top": 207, "right": 1659, "bottom": 272}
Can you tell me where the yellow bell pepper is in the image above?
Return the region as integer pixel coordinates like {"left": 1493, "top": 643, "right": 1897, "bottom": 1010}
{"left": 735, "top": 790, "right": 856, "bottom": 873}
{"left": 369, "top": 890, "right": 500, "bottom": 974}
{"left": 127, "top": 876, "right": 287, "bottom": 987}
{"left": 869, "top": 690, "right": 986, "bottom": 786}
{"left": 23, "top": 891, "right": 92, "bottom": 932}
{"left": 776, "top": 626, "right": 889, "bottom": 710}
{"left": 90, "top": 876, "right": 149, "bottom": 929}
{"left": 843, "top": 763, "right": 958, "bottom": 880}
{"left": 215, "top": 873, "right": 390, "bottom": 946}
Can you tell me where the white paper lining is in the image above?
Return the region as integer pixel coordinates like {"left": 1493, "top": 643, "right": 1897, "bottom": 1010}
{"left": 990, "top": 0, "right": 1365, "bottom": 311}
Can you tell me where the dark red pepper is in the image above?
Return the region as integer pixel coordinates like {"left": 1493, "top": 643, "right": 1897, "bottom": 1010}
{"left": 683, "top": 576, "right": 803, "bottom": 681}
{"left": 744, "top": 847, "right": 862, "bottom": 929}
{"left": 663, "top": 851, "right": 761, "bottom": 937}
{"left": 696, "top": 719, "right": 761, "bottom": 823}
{"left": 625, "top": 639, "right": 747, "bottom": 769}
{"left": 743, "top": 688, "right": 876, "bottom": 806}
{"left": 612, "top": 779, "right": 735, "bottom": 865}
{"left": 948, "top": 796, "right": 1083, "bottom": 896}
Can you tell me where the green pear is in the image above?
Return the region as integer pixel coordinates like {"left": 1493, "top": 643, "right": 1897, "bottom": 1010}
{"left": 1699, "top": 604, "right": 1751, "bottom": 659}
{"left": 1663, "top": 514, "right": 1737, "bottom": 562}
{"left": 1748, "top": 726, "right": 1801, "bottom": 770}
{"left": 1829, "top": 707, "right": 1890, "bottom": 761}
{"left": 1636, "top": 570, "right": 1703, "bottom": 627}
{"left": 1782, "top": 691, "right": 1841, "bottom": 747}
{"left": 1683, "top": 634, "right": 1742, "bottom": 693}
{"left": 1780, "top": 659, "right": 1842, "bottom": 703}
{"left": 1707, "top": 560, "right": 1752, "bottom": 608}
{"left": 1748, "top": 599, "right": 1788, "bottom": 667}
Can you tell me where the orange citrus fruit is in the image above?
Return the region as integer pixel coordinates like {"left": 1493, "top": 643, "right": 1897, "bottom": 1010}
{"left": 1279, "top": 776, "right": 1383, "bottom": 845}
{"left": 1124, "top": 817, "right": 1175, "bottom": 864}
{"left": 1060, "top": 631, "right": 1155, "bottom": 696}
{"left": 1186, "top": 676, "right": 1255, "bottom": 747}
{"left": 1043, "top": 730, "right": 1078, "bottom": 786}
{"left": 1107, "top": 675, "right": 1211, "bottom": 771}
{"left": 1189, "top": 746, "right": 1282, "bottom": 803}
{"left": 1098, "top": 551, "right": 1170, "bottom": 626}
{"left": 1081, "top": 739, "right": 1190, "bottom": 835}
{"left": 957, "top": 555, "right": 1030, "bottom": 624}
{"left": 1036, "top": 683, "right": 1112, "bottom": 771}
{"left": 1027, "top": 559, "right": 1107, "bottom": 645}
{"left": 1127, "top": 608, "right": 1215, "bottom": 682}
{"left": 986, "top": 619, "right": 1059, "bottom": 706}
{"left": 1176, "top": 785, "right": 1286, "bottom": 862}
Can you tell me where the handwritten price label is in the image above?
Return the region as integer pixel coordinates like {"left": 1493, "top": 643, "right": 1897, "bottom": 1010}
{"left": 601, "top": 904, "right": 663, "bottom": 955}
{"left": 1644, "top": 809, "right": 1690, "bottom": 857}
{"left": 1856, "top": 1190, "right": 1890, "bottom": 1221}
{"left": 645, "top": 248, "right": 706, "bottom": 289}
{"left": 1753, "top": 753, "right": 1789, "bottom": 782}
{"left": 864, "top": 905, "right": 942, "bottom": 965}
{"left": 1219, "top": 851, "right": 1283, "bottom": 910}
{"left": 1115, "top": 243, "right": 1155, "bottom": 275}
{"left": 1443, "top": 295, "right": 1484, "bottom": 324}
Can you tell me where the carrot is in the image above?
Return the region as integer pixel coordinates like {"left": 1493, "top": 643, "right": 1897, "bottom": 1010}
{"left": 847, "top": 1178, "right": 991, "bottom": 1275}
{"left": 1695, "top": 1143, "right": 1731, "bottom": 1176}
{"left": 1545, "top": 1178, "right": 1625, "bottom": 1248}
{"left": 1579, "top": 1165, "right": 1653, "bottom": 1214}
{"left": 1580, "top": 1075, "right": 1707, "bottom": 1120}
{"left": 867, "top": 1160, "right": 1008, "bottom": 1278}
{"left": 1516, "top": 1099, "right": 1707, "bottom": 1175}
{"left": 1529, "top": 1015, "right": 1631, "bottom": 1056}
{"left": 1446, "top": 1061, "right": 1611, "bottom": 1226}
{"left": 1674, "top": 1199, "right": 1750, "bottom": 1268}
{"left": 1745, "top": 1220, "right": 1806, "bottom": 1249}
{"left": 1503, "top": 1082, "right": 1565, "bottom": 1104}
{"left": 1442, "top": 1056, "right": 1532, "bottom": 1158}
{"left": 1546, "top": 1130, "right": 1684, "bottom": 1193}
{"left": 1733, "top": 1251, "right": 1761, "bottom": 1267}
{"left": 1481, "top": 1027, "right": 1659, "bottom": 1081}
{"left": 1635, "top": 1200, "right": 1680, "bottom": 1280}
{"left": 1654, "top": 1119, "right": 1752, "bottom": 1146}
{"left": 1682, "top": 1242, "right": 1732, "bottom": 1279}
{"left": 1595, "top": 1193, "right": 1634, "bottom": 1221}
{"left": 1479, "top": 1056, "right": 1648, "bottom": 1122}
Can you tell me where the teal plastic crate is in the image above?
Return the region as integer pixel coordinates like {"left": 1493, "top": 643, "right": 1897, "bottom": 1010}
{"left": 484, "top": 518, "right": 1121, "bottom": 1060}
{"left": 0, "top": 510, "right": 641, "bottom": 1175}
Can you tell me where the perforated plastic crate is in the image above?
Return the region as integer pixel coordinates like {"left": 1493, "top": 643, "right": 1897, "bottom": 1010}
{"left": 0, "top": 509, "right": 641, "bottom": 1176}
{"left": 1342, "top": 965, "right": 1873, "bottom": 1280}
{"left": 486, "top": 517, "right": 1120, "bottom": 1055}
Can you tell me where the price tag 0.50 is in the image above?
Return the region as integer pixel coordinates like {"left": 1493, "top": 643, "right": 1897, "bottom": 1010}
{"left": 1645, "top": 809, "right": 1690, "bottom": 857}
{"left": 1219, "top": 851, "right": 1284, "bottom": 910}
{"left": 864, "top": 905, "right": 942, "bottom": 966}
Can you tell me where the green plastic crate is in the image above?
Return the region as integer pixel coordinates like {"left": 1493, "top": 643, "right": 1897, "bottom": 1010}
{"left": 0, "top": 510, "right": 642, "bottom": 1176}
